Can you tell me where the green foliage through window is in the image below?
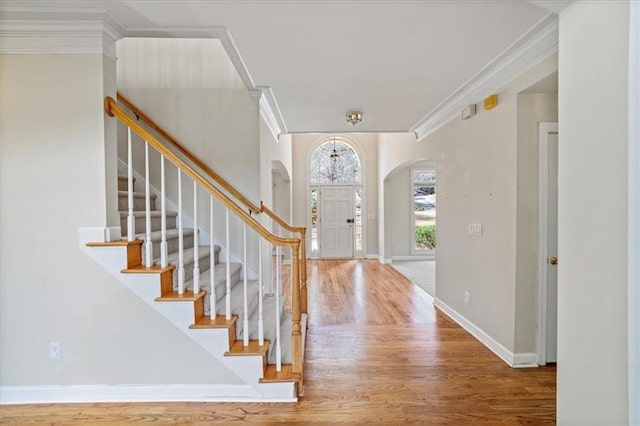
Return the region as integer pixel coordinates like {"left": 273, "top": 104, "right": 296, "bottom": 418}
{"left": 415, "top": 224, "right": 436, "bottom": 249}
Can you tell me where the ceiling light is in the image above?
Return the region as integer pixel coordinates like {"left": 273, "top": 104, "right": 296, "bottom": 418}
{"left": 346, "top": 111, "right": 362, "bottom": 126}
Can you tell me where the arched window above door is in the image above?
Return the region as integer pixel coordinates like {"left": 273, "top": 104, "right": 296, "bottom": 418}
{"left": 310, "top": 138, "right": 361, "bottom": 184}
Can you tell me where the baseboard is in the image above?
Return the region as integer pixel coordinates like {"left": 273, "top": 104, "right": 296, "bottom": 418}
{"left": 512, "top": 352, "right": 538, "bottom": 368}
{"left": 377, "top": 255, "right": 392, "bottom": 264}
{"left": 0, "top": 384, "right": 297, "bottom": 404}
{"left": 366, "top": 254, "right": 378, "bottom": 260}
{"left": 433, "top": 298, "right": 538, "bottom": 368}
{"left": 392, "top": 255, "right": 435, "bottom": 261}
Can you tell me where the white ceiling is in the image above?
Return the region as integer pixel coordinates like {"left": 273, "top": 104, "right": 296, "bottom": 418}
{"left": 1, "top": 1, "right": 556, "bottom": 134}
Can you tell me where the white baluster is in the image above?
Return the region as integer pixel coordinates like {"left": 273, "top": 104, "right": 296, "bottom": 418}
{"left": 275, "top": 224, "right": 282, "bottom": 371}
{"left": 126, "top": 128, "right": 135, "bottom": 242}
{"left": 144, "top": 141, "right": 153, "bottom": 267}
{"left": 225, "top": 208, "right": 231, "bottom": 320}
{"left": 209, "top": 195, "right": 216, "bottom": 319}
{"left": 258, "top": 236, "right": 264, "bottom": 346}
{"left": 160, "top": 155, "right": 168, "bottom": 268}
{"left": 177, "top": 170, "right": 185, "bottom": 295}
{"left": 276, "top": 225, "right": 282, "bottom": 299}
{"left": 243, "top": 223, "right": 249, "bottom": 347}
{"left": 192, "top": 181, "right": 199, "bottom": 295}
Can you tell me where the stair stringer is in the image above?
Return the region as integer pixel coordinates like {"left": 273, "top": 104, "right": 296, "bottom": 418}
{"left": 79, "top": 230, "right": 297, "bottom": 401}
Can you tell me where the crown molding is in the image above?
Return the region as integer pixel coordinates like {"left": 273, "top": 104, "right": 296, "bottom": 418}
{"left": 0, "top": 10, "right": 124, "bottom": 61}
{"left": 410, "top": 13, "right": 559, "bottom": 141}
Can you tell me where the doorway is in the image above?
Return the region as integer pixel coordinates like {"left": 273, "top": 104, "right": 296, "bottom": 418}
{"left": 538, "top": 122, "right": 559, "bottom": 364}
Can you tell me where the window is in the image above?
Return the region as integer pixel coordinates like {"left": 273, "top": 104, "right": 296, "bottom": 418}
{"left": 413, "top": 169, "right": 436, "bottom": 251}
{"left": 310, "top": 138, "right": 361, "bottom": 184}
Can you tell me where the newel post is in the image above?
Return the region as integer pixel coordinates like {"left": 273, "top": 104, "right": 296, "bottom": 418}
{"left": 291, "top": 243, "right": 303, "bottom": 377}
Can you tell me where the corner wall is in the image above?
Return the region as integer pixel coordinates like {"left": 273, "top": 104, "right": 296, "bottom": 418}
{"left": 557, "top": 1, "right": 631, "bottom": 423}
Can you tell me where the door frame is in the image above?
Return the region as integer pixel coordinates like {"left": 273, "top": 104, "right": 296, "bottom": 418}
{"left": 537, "top": 122, "right": 558, "bottom": 365}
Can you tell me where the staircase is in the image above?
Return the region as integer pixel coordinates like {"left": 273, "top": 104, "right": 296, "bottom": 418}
{"left": 116, "top": 175, "right": 293, "bottom": 367}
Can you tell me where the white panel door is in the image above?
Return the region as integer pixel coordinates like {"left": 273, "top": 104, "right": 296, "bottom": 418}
{"left": 546, "top": 131, "right": 559, "bottom": 363}
{"left": 320, "top": 186, "right": 354, "bottom": 258}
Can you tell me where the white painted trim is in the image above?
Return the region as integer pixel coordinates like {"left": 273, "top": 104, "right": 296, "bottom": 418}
{"left": 377, "top": 256, "right": 392, "bottom": 264}
{"left": 536, "top": 122, "right": 558, "bottom": 366}
{"left": 0, "top": 12, "right": 124, "bottom": 61}
{"left": 434, "top": 298, "right": 537, "bottom": 368}
{"left": 366, "top": 254, "right": 379, "bottom": 260}
{"left": 412, "top": 13, "right": 559, "bottom": 141}
{"left": 0, "top": 384, "right": 296, "bottom": 404}
{"left": 628, "top": 1, "right": 640, "bottom": 422}
{"left": 257, "top": 86, "right": 287, "bottom": 137}
{"left": 391, "top": 255, "right": 435, "bottom": 261}
{"left": 105, "top": 226, "right": 121, "bottom": 242}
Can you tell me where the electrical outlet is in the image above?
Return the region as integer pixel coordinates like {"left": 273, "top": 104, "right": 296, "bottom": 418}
{"left": 49, "top": 342, "right": 61, "bottom": 360}
{"left": 464, "top": 291, "right": 470, "bottom": 305}
{"left": 468, "top": 223, "right": 482, "bottom": 236}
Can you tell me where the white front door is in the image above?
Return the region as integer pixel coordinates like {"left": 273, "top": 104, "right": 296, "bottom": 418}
{"left": 319, "top": 185, "right": 354, "bottom": 258}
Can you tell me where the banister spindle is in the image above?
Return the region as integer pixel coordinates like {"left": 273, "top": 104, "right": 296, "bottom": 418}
{"left": 275, "top": 240, "right": 282, "bottom": 372}
{"left": 126, "top": 127, "right": 135, "bottom": 241}
{"left": 243, "top": 223, "right": 249, "bottom": 347}
{"left": 225, "top": 208, "right": 231, "bottom": 320}
{"left": 209, "top": 195, "right": 216, "bottom": 319}
{"left": 258, "top": 236, "right": 264, "bottom": 346}
{"left": 160, "top": 155, "right": 168, "bottom": 268}
{"left": 192, "top": 181, "right": 200, "bottom": 295}
{"left": 177, "top": 170, "right": 185, "bottom": 295}
{"left": 144, "top": 141, "right": 153, "bottom": 267}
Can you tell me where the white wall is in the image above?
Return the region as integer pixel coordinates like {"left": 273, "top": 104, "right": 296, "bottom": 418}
{"left": 117, "top": 38, "right": 261, "bottom": 269}
{"left": 557, "top": 1, "right": 631, "bottom": 423}
{"left": 0, "top": 53, "right": 240, "bottom": 387}
{"left": 378, "top": 55, "right": 558, "bottom": 358}
{"left": 514, "top": 92, "right": 558, "bottom": 354}
{"left": 291, "top": 133, "right": 378, "bottom": 257}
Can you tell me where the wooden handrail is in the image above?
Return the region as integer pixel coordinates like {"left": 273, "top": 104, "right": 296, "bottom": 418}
{"left": 106, "top": 96, "right": 298, "bottom": 249}
{"left": 259, "top": 202, "right": 305, "bottom": 234}
{"left": 116, "top": 92, "right": 262, "bottom": 215}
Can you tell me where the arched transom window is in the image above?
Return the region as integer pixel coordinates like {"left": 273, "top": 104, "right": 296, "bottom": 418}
{"left": 310, "top": 138, "right": 361, "bottom": 184}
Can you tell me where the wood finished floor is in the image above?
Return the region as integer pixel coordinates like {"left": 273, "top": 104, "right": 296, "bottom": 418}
{"left": 0, "top": 259, "right": 556, "bottom": 424}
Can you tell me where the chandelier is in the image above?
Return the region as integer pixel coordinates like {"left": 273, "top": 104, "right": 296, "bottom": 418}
{"left": 330, "top": 137, "right": 339, "bottom": 163}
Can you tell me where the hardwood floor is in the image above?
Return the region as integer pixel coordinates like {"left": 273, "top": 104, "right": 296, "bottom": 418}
{"left": 0, "top": 259, "right": 556, "bottom": 424}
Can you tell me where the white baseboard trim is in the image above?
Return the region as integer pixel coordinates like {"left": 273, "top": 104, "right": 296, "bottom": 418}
{"left": 377, "top": 255, "right": 392, "bottom": 264}
{"left": 512, "top": 352, "right": 539, "bottom": 368}
{"left": 366, "top": 254, "right": 379, "bottom": 260}
{"left": 0, "top": 384, "right": 297, "bottom": 404}
{"left": 433, "top": 298, "right": 538, "bottom": 368}
{"left": 392, "top": 255, "right": 435, "bottom": 261}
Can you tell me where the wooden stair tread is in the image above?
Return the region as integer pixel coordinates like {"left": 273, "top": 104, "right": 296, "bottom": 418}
{"left": 225, "top": 340, "right": 269, "bottom": 357}
{"left": 190, "top": 315, "right": 237, "bottom": 329}
{"left": 155, "top": 290, "right": 206, "bottom": 302}
{"left": 122, "top": 264, "right": 174, "bottom": 274}
{"left": 86, "top": 240, "right": 143, "bottom": 247}
{"left": 259, "top": 364, "right": 300, "bottom": 383}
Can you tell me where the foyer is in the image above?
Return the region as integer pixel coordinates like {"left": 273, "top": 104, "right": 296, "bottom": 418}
{"left": 0, "top": 259, "right": 556, "bottom": 423}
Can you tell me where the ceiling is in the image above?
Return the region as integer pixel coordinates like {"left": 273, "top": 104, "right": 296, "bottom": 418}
{"left": 1, "top": 1, "right": 562, "bottom": 134}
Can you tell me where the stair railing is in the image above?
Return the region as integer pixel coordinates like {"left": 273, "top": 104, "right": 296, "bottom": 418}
{"left": 117, "top": 92, "right": 262, "bottom": 215}
{"left": 105, "top": 96, "right": 304, "bottom": 384}
{"left": 117, "top": 92, "right": 307, "bottom": 314}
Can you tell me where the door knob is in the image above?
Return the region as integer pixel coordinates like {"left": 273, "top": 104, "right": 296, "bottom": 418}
{"left": 346, "top": 218, "right": 355, "bottom": 223}
{"left": 549, "top": 256, "right": 558, "bottom": 265}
